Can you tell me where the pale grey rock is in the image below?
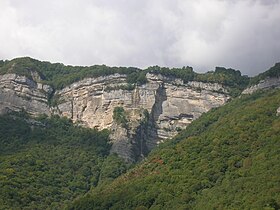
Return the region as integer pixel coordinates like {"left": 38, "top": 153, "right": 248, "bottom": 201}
{"left": 187, "top": 81, "right": 228, "bottom": 93}
{"left": 109, "top": 122, "right": 135, "bottom": 162}
{"left": 36, "top": 83, "right": 53, "bottom": 94}
{"left": 154, "top": 83, "right": 229, "bottom": 140}
{"left": 0, "top": 72, "right": 229, "bottom": 162}
{"left": 42, "top": 84, "right": 53, "bottom": 94}
{"left": 277, "top": 107, "right": 280, "bottom": 116}
{"left": 242, "top": 77, "right": 280, "bottom": 94}
{"left": 55, "top": 73, "right": 229, "bottom": 161}
{"left": 146, "top": 73, "right": 184, "bottom": 85}
{"left": 0, "top": 74, "right": 50, "bottom": 116}
{"left": 30, "top": 71, "right": 43, "bottom": 82}
{"left": 55, "top": 74, "right": 158, "bottom": 130}
{"left": 146, "top": 73, "right": 228, "bottom": 93}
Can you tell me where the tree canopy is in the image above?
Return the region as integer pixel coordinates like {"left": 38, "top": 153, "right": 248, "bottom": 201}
{"left": 0, "top": 113, "right": 128, "bottom": 209}
{"left": 0, "top": 57, "right": 251, "bottom": 96}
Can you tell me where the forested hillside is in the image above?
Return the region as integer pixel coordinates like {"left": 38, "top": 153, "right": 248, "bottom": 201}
{"left": 0, "top": 113, "right": 128, "bottom": 209}
{"left": 0, "top": 58, "right": 279, "bottom": 210}
{"left": 69, "top": 89, "right": 280, "bottom": 210}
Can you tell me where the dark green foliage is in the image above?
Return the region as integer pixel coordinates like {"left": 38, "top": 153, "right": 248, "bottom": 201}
{"left": 195, "top": 67, "right": 250, "bottom": 96}
{"left": 48, "top": 94, "right": 64, "bottom": 107}
{"left": 144, "top": 65, "right": 249, "bottom": 96}
{"left": 147, "top": 65, "right": 195, "bottom": 82}
{"left": 113, "top": 107, "right": 128, "bottom": 128}
{"left": 0, "top": 114, "right": 127, "bottom": 209}
{"left": 250, "top": 62, "right": 280, "bottom": 85}
{"left": 0, "top": 57, "right": 251, "bottom": 96}
{"left": 104, "top": 83, "right": 135, "bottom": 92}
{"left": 0, "top": 113, "right": 31, "bottom": 153}
{"left": 98, "top": 154, "right": 128, "bottom": 186}
{"left": 0, "top": 57, "right": 45, "bottom": 80}
{"left": 127, "top": 71, "right": 148, "bottom": 85}
{"left": 0, "top": 60, "right": 5, "bottom": 68}
{"left": 0, "top": 57, "right": 142, "bottom": 89}
{"left": 69, "top": 89, "right": 280, "bottom": 210}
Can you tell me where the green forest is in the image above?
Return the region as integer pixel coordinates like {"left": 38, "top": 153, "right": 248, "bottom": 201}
{"left": 69, "top": 89, "right": 280, "bottom": 210}
{"left": 0, "top": 113, "right": 128, "bottom": 209}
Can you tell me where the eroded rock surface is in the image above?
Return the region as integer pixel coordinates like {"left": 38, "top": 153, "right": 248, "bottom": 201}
{"left": 55, "top": 73, "right": 229, "bottom": 161}
{"left": 242, "top": 77, "right": 280, "bottom": 94}
{"left": 0, "top": 72, "right": 229, "bottom": 162}
{"left": 0, "top": 74, "right": 52, "bottom": 115}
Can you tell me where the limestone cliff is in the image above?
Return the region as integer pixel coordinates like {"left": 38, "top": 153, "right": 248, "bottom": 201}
{"left": 0, "top": 73, "right": 52, "bottom": 115}
{"left": 53, "top": 73, "right": 229, "bottom": 161}
{"left": 0, "top": 72, "right": 229, "bottom": 162}
{"left": 242, "top": 77, "right": 280, "bottom": 94}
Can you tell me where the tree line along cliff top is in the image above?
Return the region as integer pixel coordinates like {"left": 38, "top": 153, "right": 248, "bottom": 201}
{"left": 0, "top": 57, "right": 253, "bottom": 95}
{"left": 1, "top": 57, "right": 279, "bottom": 96}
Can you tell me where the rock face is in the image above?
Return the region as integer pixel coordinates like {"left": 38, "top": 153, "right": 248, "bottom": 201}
{"left": 0, "top": 74, "right": 52, "bottom": 115}
{"left": 242, "top": 77, "right": 280, "bottom": 94}
{"left": 146, "top": 73, "right": 229, "bottom": 143}
{"left": 0, "top": 72, "right": 229, "bottom": 162}
{"left": 54, "top": 73, "right": 229, "bottom": 161}
{"left": 277, "top": 107, "right": 280, "bottom": 116}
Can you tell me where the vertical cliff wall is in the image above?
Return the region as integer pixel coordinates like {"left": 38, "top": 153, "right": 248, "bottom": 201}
{"left": 0, "top": 74, "right": 52, "bottom": 115}
{"left": 0, "top": 72, "right": 229, "bottom": 162}
{"left": 54, "top": 73, "right": 229, "bottom": 161}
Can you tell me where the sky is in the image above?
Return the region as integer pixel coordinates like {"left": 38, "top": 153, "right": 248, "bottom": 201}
{"left": 0, "top": 0, "right": 280, "bottom": 75}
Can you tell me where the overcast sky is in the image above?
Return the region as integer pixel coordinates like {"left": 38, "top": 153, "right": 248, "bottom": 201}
{"left": 0, "top": 0, "right": 280, "bottom": 75}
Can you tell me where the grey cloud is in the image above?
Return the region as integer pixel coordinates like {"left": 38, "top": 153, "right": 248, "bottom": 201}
{"left": 0, "top": 0, "right": 279, "bottom": 75}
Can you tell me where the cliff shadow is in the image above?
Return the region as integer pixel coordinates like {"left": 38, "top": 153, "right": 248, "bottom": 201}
{"left": 146, "top": 83, "right": 167, "bottom": 151}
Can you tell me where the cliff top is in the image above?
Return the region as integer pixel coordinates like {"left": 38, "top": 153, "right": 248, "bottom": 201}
{"left": 0, "top": 57, "right": 253, "bottom": 96}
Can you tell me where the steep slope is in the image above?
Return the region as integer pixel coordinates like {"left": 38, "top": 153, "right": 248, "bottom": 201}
{"left": 0, "top": 113, "right": 127, "bottom": 210}
{"left": 69, "top": 89, "right": 280, "bottom": 210}
{"left": 243, "top": 63, "right": 280, "bottom": 94}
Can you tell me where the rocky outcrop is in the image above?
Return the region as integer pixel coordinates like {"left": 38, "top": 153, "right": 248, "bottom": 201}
{"left": 155, "top": 83, "right": 228, "bottom": 140}
{"left": 0, "top": 72, "right": 229, "bottom": 162}
{"left": 146, "top": 73, "right": 229, "bottom": 145}
{"left": 277, "top": 107, "right": 280, "bottom": 116}
{"left": 54, "top": 74, "right": 158, "bottom": 129}
{"left": 242, "top": 77, "right": 280, "bottom": 94}
{"left": 54, "top": 73, "right": 229, "bottom": 161}
{"left": 0, "top": 74, "right": 52, "bottom": 116}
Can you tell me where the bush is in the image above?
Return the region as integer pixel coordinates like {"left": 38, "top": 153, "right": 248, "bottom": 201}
{"left": 113, "top": 107, "right": 128, "bottom": 128}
